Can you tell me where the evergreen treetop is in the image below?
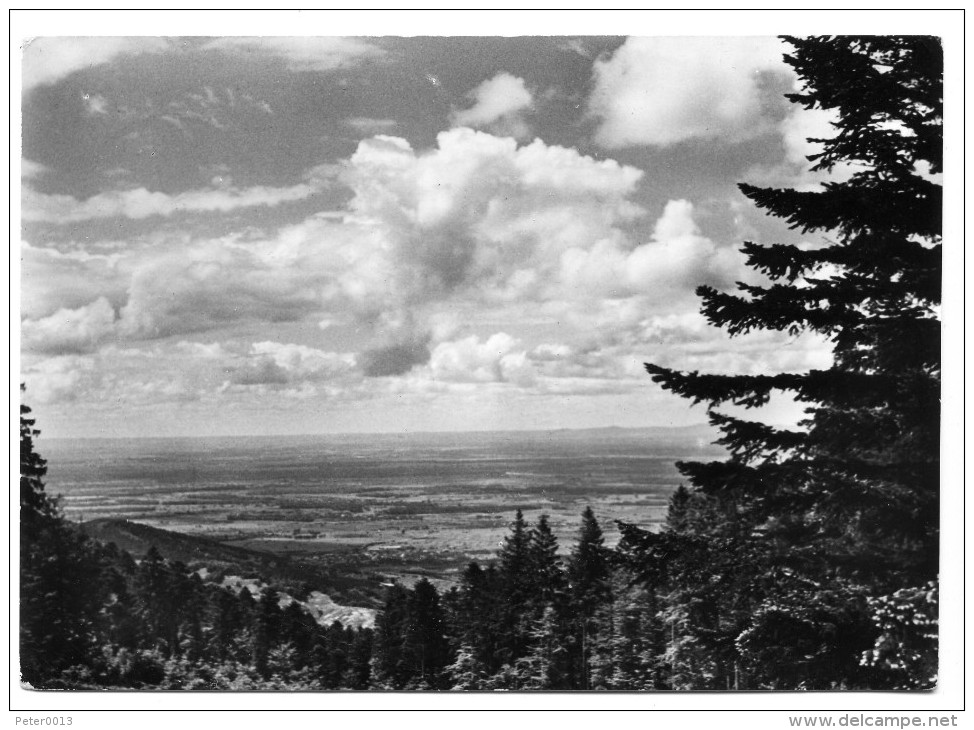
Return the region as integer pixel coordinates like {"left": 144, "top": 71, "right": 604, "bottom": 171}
{"left": 640, "top": 35, "right": 941, "bottom": 689}
{"left": 645, "top": 35, "right": 941, "bottom": 586}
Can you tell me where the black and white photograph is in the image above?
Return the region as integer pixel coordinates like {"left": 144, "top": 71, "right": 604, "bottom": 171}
{"left": 12, "top": 8, "right": 962, "bottom": 718}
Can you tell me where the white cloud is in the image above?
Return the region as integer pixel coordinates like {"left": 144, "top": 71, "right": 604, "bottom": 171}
{"left": 428, "top": 333, "right": 533, "bottom": 385}
{"left": 174, "top": 341, "right": 228, "bottom": 359}
{"left": 21, "top": 130, "right": 760, "bottom": 406}
{"left": 22, "top": 37, "right": 172, "bottom": 90}
{"left": 589, "top": 37, "right": 790, "bottom": 148}
{"left": 572, "top": 304, "right": 832, "bottom": 380}
{"left": 23, "top": 178, "right": 324, "bottom": 223}
{"left": 250, "top": 341, "right": 355, "bottom": 380}
{"left": 204, "top": 37, "right": 384, "bottom": 71}
{"left": 780, "top": 105, "right": 836, "bottom": 167}
{"left": 230, "top": 340, "right": 358, "bottom": 389}
{"left": 452, "top": 73, "right": 534, "bottom": 139}
{"left": 22, "top": 342, "right": 228, "bottom": 407}
{"left": 22, "top": 297, "right": 117, "bottom": 355}
{"left": 21, "top": 241, "right": 127, "bottom": 320}
{"left": 771, "top": 104, "right": 859, "bottom": 190}
{"left": 557, "top": 199, "right": 743, "bottom": 301}
{"left": 641, "top": 311, "right": 833, "bottom": 376}
{"left": 21, "top": 355, "right": 98, "bottom": 403}
{"left": 116, "top": 230, "right": 335, "bottom": 339}
{"left": 21, "top": 159, "right": 48, "bottom": 179}
{"left": 344, "top": 129, "right": 644, "bottom": 306}
{"left": 744, "top": 97, "right": 859, "bottom": 192}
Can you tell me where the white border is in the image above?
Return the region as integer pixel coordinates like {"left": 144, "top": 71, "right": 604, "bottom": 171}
{"left": 7, "top": 6, "right": 967, "bottom": 722}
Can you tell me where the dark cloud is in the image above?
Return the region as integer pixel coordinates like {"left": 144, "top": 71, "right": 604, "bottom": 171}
{"left": 228, "top": 357, "right": 290, "bottom": 386}
{"left": 360, "top": 339, "right": 430, "bottom": 377}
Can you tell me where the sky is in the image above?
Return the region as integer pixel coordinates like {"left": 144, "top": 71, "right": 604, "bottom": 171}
{"left": 19, "top": 33, "right": 845, "bottom": 438}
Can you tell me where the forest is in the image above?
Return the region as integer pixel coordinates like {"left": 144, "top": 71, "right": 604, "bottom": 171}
{"left": 20, "top": 35, "right": 941, "bottom": 691}
{"left": 18, "top": 431, "right": 938, "bottom": 690}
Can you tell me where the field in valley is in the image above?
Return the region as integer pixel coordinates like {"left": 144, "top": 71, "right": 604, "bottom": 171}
{"left": 43, "top": 427, "right": 725, "bottom": 593}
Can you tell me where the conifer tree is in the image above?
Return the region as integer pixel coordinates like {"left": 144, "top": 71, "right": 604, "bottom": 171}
{"left": 567, "top": 507, "right": 611, "bottom": 689}
{"left": 371, "top": 582, "right": 411, "bottom": 688}
{"left": 568, "top": 507, "right": 610, "bottom": 616}
{"left": 403, "top": 578, "right": 452, "bottom": 688}
{"left": 343, "top": 627, "right": 374, "bottom": 690}
{"left": 452, "top": 562, "right": 503, "bottom": 674}
{"left": 20, "top": 392, "right": 104, "bottom": 686}
{"left": 589, "top": 573, "right": 661, "bottom": 690}
{"left": 640, "top": 36, "right": 942, "bottom": 689}
{"left": 497, "top": 509, "right": 532, "bottom": 664}
{"left": 512, "top": 605, "right": 564, "bottom": 689}
{"left": 252, "top": 587, "right": 283, "bottom": 677}
{"left": 20, "top": 390, "right": 58, "bottom": 536}
{"left": 663, "top": 485, "right": 692, "bottom": 534}
{"left": 446, "top": 644, "right": 486, "bottom": 690}
{"left": 527, "top": 514, "right": 566, "bottom": 609}
{"left": 135, "top": 547, "right": 182, "bottom": 658}
{"left": 498, "top": 509, "right": 532, "bottom": 604}
{"left": 211, "top": 585, "right": 250, "bottom": 663}
{"left": 99, "top": 554, "right": 142, "bottom": 652}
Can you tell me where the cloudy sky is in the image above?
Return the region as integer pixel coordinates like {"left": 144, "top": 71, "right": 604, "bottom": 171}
{"left": 20, "top": 34, "right": 844, "bottom": 437}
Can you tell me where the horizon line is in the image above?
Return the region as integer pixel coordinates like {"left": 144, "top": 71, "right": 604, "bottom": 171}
{"left": 40, "top": 422, "right": 722, "bottom": 442}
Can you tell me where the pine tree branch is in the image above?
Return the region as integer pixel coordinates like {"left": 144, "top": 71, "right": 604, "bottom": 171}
{"left": 645, "top": 363, "right": 939, "bottom": 413}
{"left": 738, "top": 182, "right": 941, "bottom": 240}
{"left": 740, "top": 237, "right": 941, "bottom": 294}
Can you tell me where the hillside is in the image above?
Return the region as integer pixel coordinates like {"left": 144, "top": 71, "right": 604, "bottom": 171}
{"left": 80, "top": 517, "right": 274, "bottom": 567}
{"left": 77, "top": 518, "right": 384, "bottom": 608}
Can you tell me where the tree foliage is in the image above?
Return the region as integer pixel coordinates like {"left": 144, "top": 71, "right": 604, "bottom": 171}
{"left": 639, "top": 35, "right": 942, "bottom": 689}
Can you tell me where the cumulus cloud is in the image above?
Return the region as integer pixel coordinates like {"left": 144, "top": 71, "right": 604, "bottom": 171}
{"left": 557, "top": 199, "right": 742, "bottom": 301}
{"left": 24, "top": 200, "right": 389, "bottom": 347}
{"left": 23, "top": 178, "right": 324, "bottom": 224}
{"left": 22, "top": 297, "right": 117, "bottom": 355}
{"left": 22, "top": 37, "right": 171, "bottom": 90}
{"left": 174, "top": 340, "right": 227, "bottom": 359}
{"left": 21, "top": 354, "right": 98, "bottom": 403}
{"left": 764, "top": 104, "right": 859, "bottom": 190}
{"left": 427, "top": 333, "right": 531, "bottom": 384}
{"left": 21, "top": 241, "right": 127, "bottom": 320}
{"left": 780, "top": 105, "right": 836, "bottom": 167}
{"left": 568, "top": 302, "right": 832, "bottom": 380}
{"left": 228, "top": 357, "right": 290, "bottom": 386}
{"left": 22, "top": 342, "right": 231, "bottom": 407}
{"left": 204, "top": 37, "right": 384, "bottom": 71}
{"left": 115, "top": 228, "right": 348, "bottom": 339}
{"left": 250, "top": 341, "right": 355, "bottom": 380}
{"left": 21, "top": 130, "right": 757, "bottom": 405}
{"left": 588, "top": 37, "right": 790, "bottom": 148}
{"left": 452, "top": 73, "right": 534, "bottom": 139}
{"left": 640, "top": 311, "right": 833, "bottom": 376}
{"left": 344, "top": 129, "right": 644, "bottom": 305}
{"left": 22, "top": 131, "right": 746, "bottom": 370}
{"left": 744, "top": 85, "right": 860, "bottom": 191}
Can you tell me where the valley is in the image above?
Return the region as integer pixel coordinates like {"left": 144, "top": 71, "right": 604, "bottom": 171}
{"left": 46, "top": 426, "right": 724, "bottom": 604}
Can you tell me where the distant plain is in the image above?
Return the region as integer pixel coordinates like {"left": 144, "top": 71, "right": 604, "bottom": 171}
{"left": 43, "top": 427, "right": 725, "bottom": 589}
